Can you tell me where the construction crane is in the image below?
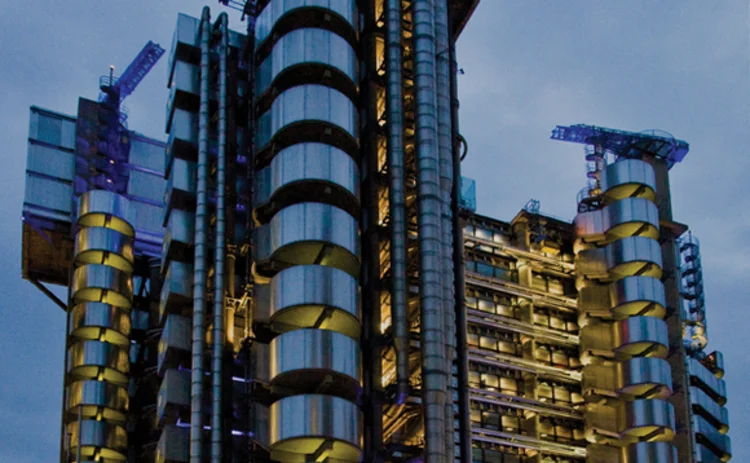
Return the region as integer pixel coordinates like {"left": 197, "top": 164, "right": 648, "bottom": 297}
{"left": 90, "top": 41, "right": 165, "bottom": 194}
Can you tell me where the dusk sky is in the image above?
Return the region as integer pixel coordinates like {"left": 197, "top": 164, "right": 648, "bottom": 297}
{"left": 1, "top": 1, "right": 747, "bottom": 461}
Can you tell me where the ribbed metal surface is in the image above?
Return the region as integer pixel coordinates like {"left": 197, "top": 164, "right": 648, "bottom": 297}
{"left": 254, "top": 203, "right": 360, "bottom": 277}
{"left": 256, "top": 28, "right": 357, "bottom": 96}
{"left": 690, "top": 387, "right": 730, "bottom": 432}
{"left": 622, "top": 399, "right": 675, "bottom": 439}
{"left": 254, "top": 142, "right": 359, "bottom": 212}
{"left": 66, "top": 190, "right": 135, "bottom": 462}
{"left": 268, "top": 265, "right": 361, "bottom": 339}
{"left": 255, "top": 84, "right": 358, "bottom": 151}
{"left": 575, "top": 197, "right": 660, "bottom": 242}
{"left": 693, "top": 415, "right": 731, "bottom": 461}
{"left": 575, "top": 156, "right": 675, "bottom": 462}
{"left": 77, "top": 190, "right": 134, "bottom": 237}
{"left": 270, "top": 328, "right": 361, "bottom": 396}
{"left": 69, "top": 302, "right": 131, "bottom": 346}
{"left": 67, "top": 420, "right": 128, "bottom": 461}
{"left": 618, "top": 357, "right": 673, "bottom": 399}
{"left": 269, "top": 394, "right": 362, "bottom": 461}
{"left": 624, "top": 441, "right": 678, "bottom": 463}
{"left": 600, "top": 158, "right": 657, "bottom": 203}
{"left": 251, "top": 1, "right": 363, "bottom": 459}
{"left": 74, "top": 227, "right": 135, "bottom": 272}
{"left": 255, "top": 0, "right": 358, "bottom": 46}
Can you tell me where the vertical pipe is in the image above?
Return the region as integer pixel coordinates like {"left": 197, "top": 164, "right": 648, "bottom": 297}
{"left": 385, "top": 0, "right": 410, "bottom": 405}
{"left": 413, "top": 0, "right": 447, "bottom": 460}
{"left": 449, "top": 30, "right": 472, "bottom": 463}
{"left": 210, "top": 12, "right": 229, "bottom": 463}
{"left": 75, "top": 404, "right": 82, "bottom": 463}
{"left": 434, "top": 0, "right": 455, "bottom": 459}
{"left": 190, "top": 6, "right": 211, "bottom": 462}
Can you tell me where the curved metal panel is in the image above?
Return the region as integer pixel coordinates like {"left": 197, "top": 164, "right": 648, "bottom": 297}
{"left": 67, "top": 380, "right": 129, "bottom": 422}
{"left": 623, "top": 441, "right": 677, "bottom": 463}
{"left": 256, "top": 0, "right": 358, "bottom": 46}
{"left": 576, "top": 198, "right": 659, "bottom": 242}
{"left": 610, "top": 276, "right": 666, "bottom": 318}
{"left": 269, "top": 394, "right": 362, "bottom": 461}
{"left": 621, "top": 399, "right": 675, "bottom": 440}
{"left": 68, "top": 341, "right": 130, "bottom": 386}
{"left": 72, "top": 264, "right": 133, "bottom": 308}
{"left": 694, "top": 415, "right": 731, "bottom": 461}
{"left": 690, "top": 386, "right": 730, "bottom": 432}
{"left": 613, "top": 316, "right": 669, "bottom": 358}
{"left": 255, "top": 84, "right": 358, "bottom": 150}
{"left": 688, "top": 357, "right": 728, "bottom": 405}
{"left": 257, "top": 28, "right": 357, "bottom": 97}
{"left": 269, "top": 265, "right": 361, "bottom": 339}
{"left": 618, "top": 357, "right": 672, "bottom": 399}
{"left": 67, "top": 420, "right": 128, "bottom": 460}
{"left": 254, "top": 142, "right": 360, "bottom": 214}
{"left": 258, "top": 203, "right": 360, "bottom": 277}
{"left": 77, "top": 190, "right": 134, "bottom": 237}
{"left": 601, "top": 159, "right": 657, "bottom": 203}
{"left": 75, "top": 226, "right": 135, "bottom": 273}
{"left": 270, "top": 329, "right": 361, "bottom": 396}
{"left": 70, "top": 302, "right": 131, "bottom": 346}
{"left": 606, "top": 236, "right": 663, "bottom": 278}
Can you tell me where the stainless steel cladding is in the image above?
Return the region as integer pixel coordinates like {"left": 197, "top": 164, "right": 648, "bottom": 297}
{"left": 575, "top": 157, "right": 677, "bottom": 461}
{"left": 252, "top": 1, "right": 362, "bottom": 460}
{"left": 66, "top": 190, "right": 135, "bottom": 461}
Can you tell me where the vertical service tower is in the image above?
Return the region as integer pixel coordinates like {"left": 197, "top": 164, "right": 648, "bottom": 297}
{"left": 67, "top": 191, "right": 136, "bottom": 461}
{"left": 556, "top": 125, "right": 688, "bottom": 463}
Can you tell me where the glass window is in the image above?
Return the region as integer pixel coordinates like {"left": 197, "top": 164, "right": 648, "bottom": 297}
{"left": 475, "top": 227, "right": 491, "bottom": 241}
{"left": 36, "top": 114, "right": 62, "bottom": 145}
{"left": 27, "top": 144, "right": 74, "bottom": 180}
{"left": 501, "top": 414, "right": 519, "bottom": 432}
{"left": 130, "top": 138, "right": 166, "bottom": 174}
{"left": 128, "top": 170, "right": 166, "bottom": 203}
{"left": 477, "top": 262, "right": 493, "bottom": 277}
{"left": 477, "top": 298, "right": 494, "bottom": 313}
{"left": 482, "top": 410, "right": 500, "bottom": 430}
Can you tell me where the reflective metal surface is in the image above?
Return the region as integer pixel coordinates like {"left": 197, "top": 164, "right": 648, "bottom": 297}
{"left": 162, "top": 209, "right": 195, "bottom": 269}
{"left": 622, "top": 399, "right": 675, "bottom": 440}
{"left": 156, "top": 425, "right": 190, "bottom": 463}
{"left": 67, "top": 341, "right": 130, "bottom": 386}
{"left": 269, "top": 394, "right": 362, "bottom": 461}
{"left": 70, "top": 302, "right": 131, "bottom": 346}
{"left": 690, "top": 386, "right": 729, "bottom": 432}
{"left": 77, "top": 190, "right": 134, "bottom": 237}
{"left": 575, "top": 197, "right": 659, "bottom": 242}
{"left": 255, "top": 203, "right": 360, "bottom": 277}
{"left": 255, "top": 0, "right": 358, "bottom": 46}
{"left": 270, "top": 328, "right": 361, "bottom": 395}
{"left": 694, "top": 414, "right": 731, "bottom": 461}
{"left": 159, "top": 261, "right": 193, "bottom": 321}
{"left": 577, "top": 236, "right": 663, "bottom": 280}
{"left": 72, "top": 264, "right": 133, "bottom": 309}
{"left": 67, "top": 380, "right": 129, "bottom": 422}
{"left": 256, "top": 28, "right": 357, "bottom": 97}
{"left": 268, "top": 265, "right": 361, "bottom": 339}
{"left": 618, "top": 357, "right": 673, "bottom": 399}
{"left": 601, "top": 159, "right": 657, "bottom": 203}
{"left": 157, "top": 368, "right": 191, "bottom": 426}
{"left": 623, "top": 441, "right": 677, "bottom": 463}
{"left": 255, "top": 84, "right": 358, "bottom": 151}
{"left": 158, "top": 314, "right": 191, "bottom": 375}
{"left": 688, "top": 357, "right": 727, "bottom": 404}
{"left": 74, "top": 226, "right": 135, "bottom": 273}
{"left": 67, "top": 420, "right": 128, "bottom": 461}
{"left": 614, "top": 316, "right": 669, "bottom": 358}
{"left": 611, "top": 276, "right": 666, "bottom": 318}
{"left": 254, "top": 143, "right": 359, "bottom": 211}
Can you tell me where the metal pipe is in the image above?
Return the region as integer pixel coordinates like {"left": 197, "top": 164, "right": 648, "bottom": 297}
{"left": 210, "top": 12, "right": 229, "bottom": 463}
{"left": 448, "top": 16, "right": 472, "bottom": 463}
{"left": 413, "top": 0, "right": 447, "bottom": 460}
{"left": 434, "top": 0, "right": 456, "bottom": 459}
{"left": 385, "top": 0, "right": 410, "bottom": 406}
{"left": 190, "top": 6, "right": 211, "bottom": 462}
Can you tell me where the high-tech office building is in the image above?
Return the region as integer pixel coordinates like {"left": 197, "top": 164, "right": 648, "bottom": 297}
{"left": 19, "top": 1, "right": 730, "bottom": 462}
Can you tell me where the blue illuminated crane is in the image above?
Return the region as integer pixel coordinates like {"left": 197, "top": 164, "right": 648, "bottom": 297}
{"left": 551, "top": 124, "right": 690, "bottom": 211}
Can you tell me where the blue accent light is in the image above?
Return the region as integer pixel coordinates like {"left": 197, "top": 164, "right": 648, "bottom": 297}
{"left": 551, "top": 124, "right": 690, "bottom": 167}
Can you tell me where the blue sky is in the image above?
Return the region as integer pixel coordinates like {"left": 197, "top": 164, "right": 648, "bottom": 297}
{"left": 0, "top": 1, "right": 747, "bottom": 461}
